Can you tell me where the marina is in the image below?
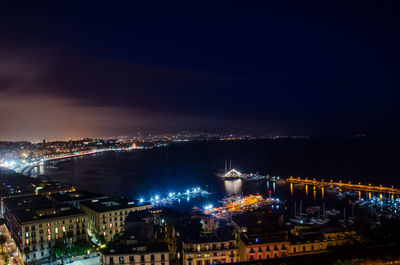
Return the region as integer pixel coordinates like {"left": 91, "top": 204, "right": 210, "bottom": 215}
{"left": 203, "top": 194, "right": 282, "bottom": 219}
{"left": 139, "top": 186, "right": 212, "bottom": 206}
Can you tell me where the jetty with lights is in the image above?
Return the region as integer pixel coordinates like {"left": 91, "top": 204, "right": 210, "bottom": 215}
{"left": 286, "top": 176, "right": 400, "bottom": 196}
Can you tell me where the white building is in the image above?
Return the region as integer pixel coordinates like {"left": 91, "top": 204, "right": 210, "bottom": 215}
{"left": 100, "top": 241, "right": 169, "bottom": 265}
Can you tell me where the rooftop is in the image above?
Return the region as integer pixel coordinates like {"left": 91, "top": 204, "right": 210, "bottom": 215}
{"left": 50, "top": 190, "right": 108, "bottom": 203}
{"left": 289, "top": 227, "right": 324, "bottom": 243}
{"left": 11, "top": 204, "right": 85, "bottom": 224}
{"left": 320, "top": 226, "right": 354, "bottom": 234}
{"left": 101, "top": 241, "right": 168, "bottom": 255}
{"left": 182, "top": 226, "right": 235, "bottom": 244}
{"left": 3, "top": 195, "right": 52, "bottom": 210}
{"left": 232, "top": 210, "right": 285, "bottom": 233}
{"left": 233, "top": 210, "right": 288, "bottom": 245}
{"left": 240, "top": 230, "right": 289, "bottom": 245}
{"left": 125, "top": 207, "right": 181, "bottom": 223}
{"left": 80, "top": 197, "right": 137, "bottom": 212}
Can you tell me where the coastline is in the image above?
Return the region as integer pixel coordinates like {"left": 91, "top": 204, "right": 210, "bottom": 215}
{"left": 14, "top": 148, "right": 135, "bottom": 177}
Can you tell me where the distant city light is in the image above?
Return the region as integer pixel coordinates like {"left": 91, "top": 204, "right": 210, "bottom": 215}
{"left": 1, "top": 160, "right": 16, "bottom": 168}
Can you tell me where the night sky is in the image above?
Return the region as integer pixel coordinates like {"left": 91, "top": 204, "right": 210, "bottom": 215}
{"left": 1, "top": 1, "right": 399, "bottom": 140}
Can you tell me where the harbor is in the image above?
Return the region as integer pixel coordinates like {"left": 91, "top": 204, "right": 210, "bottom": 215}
{"left": 203, "top": 194, "right": 282, "bottom": 219}
{"left": 139, "top": 186, "right": 212, "bottom": 206}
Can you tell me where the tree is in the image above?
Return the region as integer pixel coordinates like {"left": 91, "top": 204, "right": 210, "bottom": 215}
{"left": 54, "top": 241, "right": 67, "bottom": 261}
{"left": 2, "top": 253, "right": 9, "bottom": 264}
{"left": 23, "top": 247, "right": 30, "bottom": 263}
{"left": 0, "top": 235, "right": 6, "bottom": 253}
{"left": 71, "top": 239, "right": 91, "bottom": 255}
{"left": 97, "top": 233, "right": 105, "bottom": 245}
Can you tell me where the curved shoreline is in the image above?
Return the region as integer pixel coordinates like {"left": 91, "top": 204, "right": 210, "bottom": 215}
{"left": 14, "top": 148, "right": 135, "bottom": 177}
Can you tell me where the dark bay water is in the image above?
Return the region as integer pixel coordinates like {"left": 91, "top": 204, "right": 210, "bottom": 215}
{"left": 35, "top": 139, "right": 400, "bottom": 207}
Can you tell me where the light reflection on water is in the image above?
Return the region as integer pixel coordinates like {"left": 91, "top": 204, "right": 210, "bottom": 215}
{"left": 224, "top": 179, "right": 242, "bottom": 195}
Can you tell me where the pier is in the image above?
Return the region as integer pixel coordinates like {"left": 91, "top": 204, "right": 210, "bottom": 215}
{"left": 286, "top": 176, "right": 400, "bottom": 195}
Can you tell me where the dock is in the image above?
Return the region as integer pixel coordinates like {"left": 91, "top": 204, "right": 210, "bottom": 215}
{"left": 286, "top": 176, "right": 400, "bottom": 195}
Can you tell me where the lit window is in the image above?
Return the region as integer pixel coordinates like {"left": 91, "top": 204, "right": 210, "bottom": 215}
{"left": 55, "top": 227, "right": 58, "bottom": 233}
{"left": 26, "top": 232, "right": 29, "bottom": 238}
{"left": 47, "top": 229, "right": 51, "bottom": 234}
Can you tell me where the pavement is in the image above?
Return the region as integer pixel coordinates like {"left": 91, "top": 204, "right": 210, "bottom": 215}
{"left": 69, "top": 257, "right": 100, "bottom": 265}
{"left": 0, "top": 224, "right": 99, "bottom": 265}
{"left": 0, "top": 224, "right": 24, "bottom": 265}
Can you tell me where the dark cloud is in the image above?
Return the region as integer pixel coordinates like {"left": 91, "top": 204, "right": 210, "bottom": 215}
{"left": 0, "top": 1, "right": 400, "bottom": 139}
{"left": 0, "top": 44, "right": 283, "bottom": 140}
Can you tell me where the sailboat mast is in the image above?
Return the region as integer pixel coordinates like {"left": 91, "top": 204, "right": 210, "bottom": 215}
{"left": 343, "top": 208, "right": 346, "bottom": 222}
{"left": 299, "top": 199, "right": 302, "bottom": 216}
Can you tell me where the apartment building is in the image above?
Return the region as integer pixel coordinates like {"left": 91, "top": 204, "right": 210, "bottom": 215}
{"left": 80, "top": 197, "right": 151, "bottom": 242}
{"left": 3, "top": 195, "right": 86, "bottom": 263}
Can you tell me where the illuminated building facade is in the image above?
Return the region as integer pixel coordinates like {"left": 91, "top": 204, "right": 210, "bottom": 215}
{"left": 182, "top": 238, "right": 237, "bottom": 265}
{"left": 3, "top": 195, "right": 86, "bottom": 263}
{"left": 100, "top": 241, "right": 169, "bottom": 265}
{"left": 80, "top": 197, "right": 151, "bottom": 242}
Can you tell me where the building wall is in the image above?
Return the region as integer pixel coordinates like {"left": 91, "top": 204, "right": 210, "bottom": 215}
{"left": 100, "top": 252, "right": 169, "bottom": 265}
{"left": 289, "top": 231, "right": 357, "bottom": 256}
{"left": 238, "top": 240, "right": 290, "bottom": 261}
{"left": 182, "top": 240, "right": 237, "bottom": 265}
{"left": 81, "top": 205, "right": 151, "bottom": 242}
{"left": 9, "top": 214, "right": 86, "bottom": 262}
{"left": 289, "top": 241, "right": 328, "bottom": 256}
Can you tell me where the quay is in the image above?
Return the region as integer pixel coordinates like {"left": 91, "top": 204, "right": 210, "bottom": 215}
{"left": 286, "top": 176, "right": 400, "bottom": 195}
